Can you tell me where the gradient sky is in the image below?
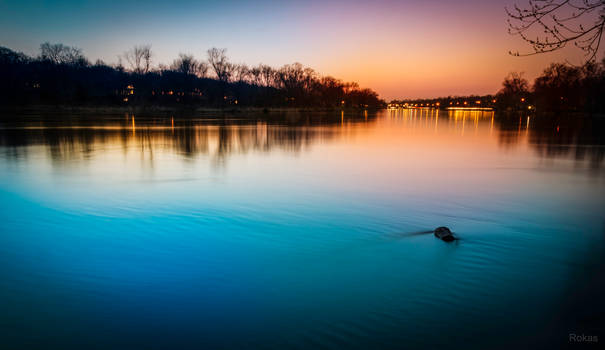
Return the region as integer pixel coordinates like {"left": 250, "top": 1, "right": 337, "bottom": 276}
{"left": 0, "top": 0, "right": 597, "bottom": 99}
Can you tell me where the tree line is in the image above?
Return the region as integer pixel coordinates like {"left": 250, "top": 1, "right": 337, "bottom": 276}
{"left": 391, "top": 58, "right": 605, "bottom": 113}
{"left": 0, "top": 43, "right": 383, "bottom": 109}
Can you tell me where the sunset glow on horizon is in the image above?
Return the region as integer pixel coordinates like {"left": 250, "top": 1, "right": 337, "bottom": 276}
{"left": 0, "top": 0, "right": 600, "bottom": 99}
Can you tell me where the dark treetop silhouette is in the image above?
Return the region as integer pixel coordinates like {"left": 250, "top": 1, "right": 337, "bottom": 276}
{"left": 0, "top": 44, "right": 383, "bottom": 109}
{"left": 397, "top": 1, "right": 605, "bottom": 113}
{"left": 391, "top": 58, "right": 605, "bottom": 113}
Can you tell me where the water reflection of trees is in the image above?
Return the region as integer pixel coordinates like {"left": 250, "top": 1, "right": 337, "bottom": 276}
{"left": 388, "top": 109, "right": 604, "bottom": 171}
{"left": 495, "top": 113, "right": 605, "bottom": 170}
{"left": 1, "top": 110, "right": 603, "bottom": 170}
{"left": 0, "top": 111, "right": 375, "bottom": 165}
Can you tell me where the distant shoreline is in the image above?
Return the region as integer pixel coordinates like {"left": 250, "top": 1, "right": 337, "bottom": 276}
{"left": 0, "top": 105, "right": 381, "bottom": 116}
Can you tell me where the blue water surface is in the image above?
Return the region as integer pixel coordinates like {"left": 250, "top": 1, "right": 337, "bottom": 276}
{"left": 1, "top": 110, "right": 604, "bottom": 349}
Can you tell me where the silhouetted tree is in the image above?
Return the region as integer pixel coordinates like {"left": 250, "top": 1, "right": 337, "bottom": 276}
{"left": 170, "top": 54, "right": 201, "bottom": 76}
{"left": 40, "top": 42, "right": 87, "bottom": 65}
{"left": 233, "top": 63, "right": 250, "bottom": 83}
{"left": 249, "top": 64, "right": 276, "bottom": 87}
{"left": 198, "top": 61, "right": 209, "bottom": 78}
{"left": 0, "top": 46, "right": 28, "bottom": 64}
{"left": 497, "top": 72, "right": 530, "bottom": 110}
{"left": 318, "top": 76, "right": 346, "bottom": 107}
{"left": 533, "top": 63, "right": 584, "bottom": 109}
{"left": 277, "top": 63, "right": 317, "bottom": 104}
{"left": 124, "top": 45, "right": 152, "bottom": 74}
{"left": 507, "top": 0, "right": 605, "bottom": 63}
{"left": 0, "top": 44, "right": 383, "bottom": 109}
{"left": 207, "top": 48, "right": 233, "bottom": 82}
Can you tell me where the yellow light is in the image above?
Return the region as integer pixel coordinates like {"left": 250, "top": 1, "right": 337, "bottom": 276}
{"left": 446, "top": 107, "right": 494, "bottom": 111}
{"left": 475, "top": 100, "right": 481, "bottom": 104}
{"left": 521, "top": 98, "right": 525, "bottom": 102}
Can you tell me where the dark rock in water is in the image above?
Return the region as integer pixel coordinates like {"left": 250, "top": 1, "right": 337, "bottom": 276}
{"left": 434, "top": 226, "right": 455, "bottom": 242}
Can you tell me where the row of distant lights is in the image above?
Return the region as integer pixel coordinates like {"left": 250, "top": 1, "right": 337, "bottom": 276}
{"left": 390, "top": 99, "right": 496, "bottom": 108}
{"left": 389, "top": 98, "right": 535, "bottom": 110}
{"left": 123, "top": 85, "right": 208, "bottom": 102}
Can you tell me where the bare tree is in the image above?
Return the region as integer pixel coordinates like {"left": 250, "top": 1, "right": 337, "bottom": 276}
{"left": 496, "top": 72, "right": 530, "bottom": 109}
{"left": 123, "top": 45, "right": 152, "bottom": 74}
{"left": 40, "top": 42, "right": 86, "bottom": 65}
{"left": 260, "top": 64, "right": 276, "bottom": 87}
{"left": 499, "top": 72, "right": 530, "bottom": 95}
{"left": 198, "top": 61, "right": 209, "bottom": 78}
{"left": 171, "top": 54, "right": 200, "bottom": 75}
{"left": 249, "top": 64, "right": 276, "bottom": 87}
{"left": 207, "top": 47, "right": 234, "bottom": 82}
{"left": 142, "top": 46, "right": 152, "bottom": 73}
{"left": 233, "top": 63, "right": 250, "bottom": 83}
{"left": 343, "top": 81, "right": 359, "bottom": 94}
{"left": 506, "top": 0, "right": 605, "bottom": 63}
{"left": 250, "top": 66, "right": 262, "bottom": 85}
{"left": 277, "top": 63, "right": 316, "bottom": 91}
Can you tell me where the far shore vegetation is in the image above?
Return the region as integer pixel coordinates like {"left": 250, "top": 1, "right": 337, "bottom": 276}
{"left": 391, "top": 59, "right": 605, "bottom": 114}
{"left": 0, "top": 44, "right": 383, "bottom": 111}
{"left": 1, "top": 43, "right": 604, "bottom": 116}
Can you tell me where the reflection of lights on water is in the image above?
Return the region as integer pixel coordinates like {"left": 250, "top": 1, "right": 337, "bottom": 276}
{"left": 446, "top": 107, "right": 493, "bottom": 111}
{"left": 461, "top": 114, "right": 465, "bottom": 135}
{"left": 490, "top": 115, "right": 494, "bottom": 135}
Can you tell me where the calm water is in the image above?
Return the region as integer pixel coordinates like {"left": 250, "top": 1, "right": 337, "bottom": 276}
{"left": 1, "top": 110, "right": 604, "bottom": 349}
